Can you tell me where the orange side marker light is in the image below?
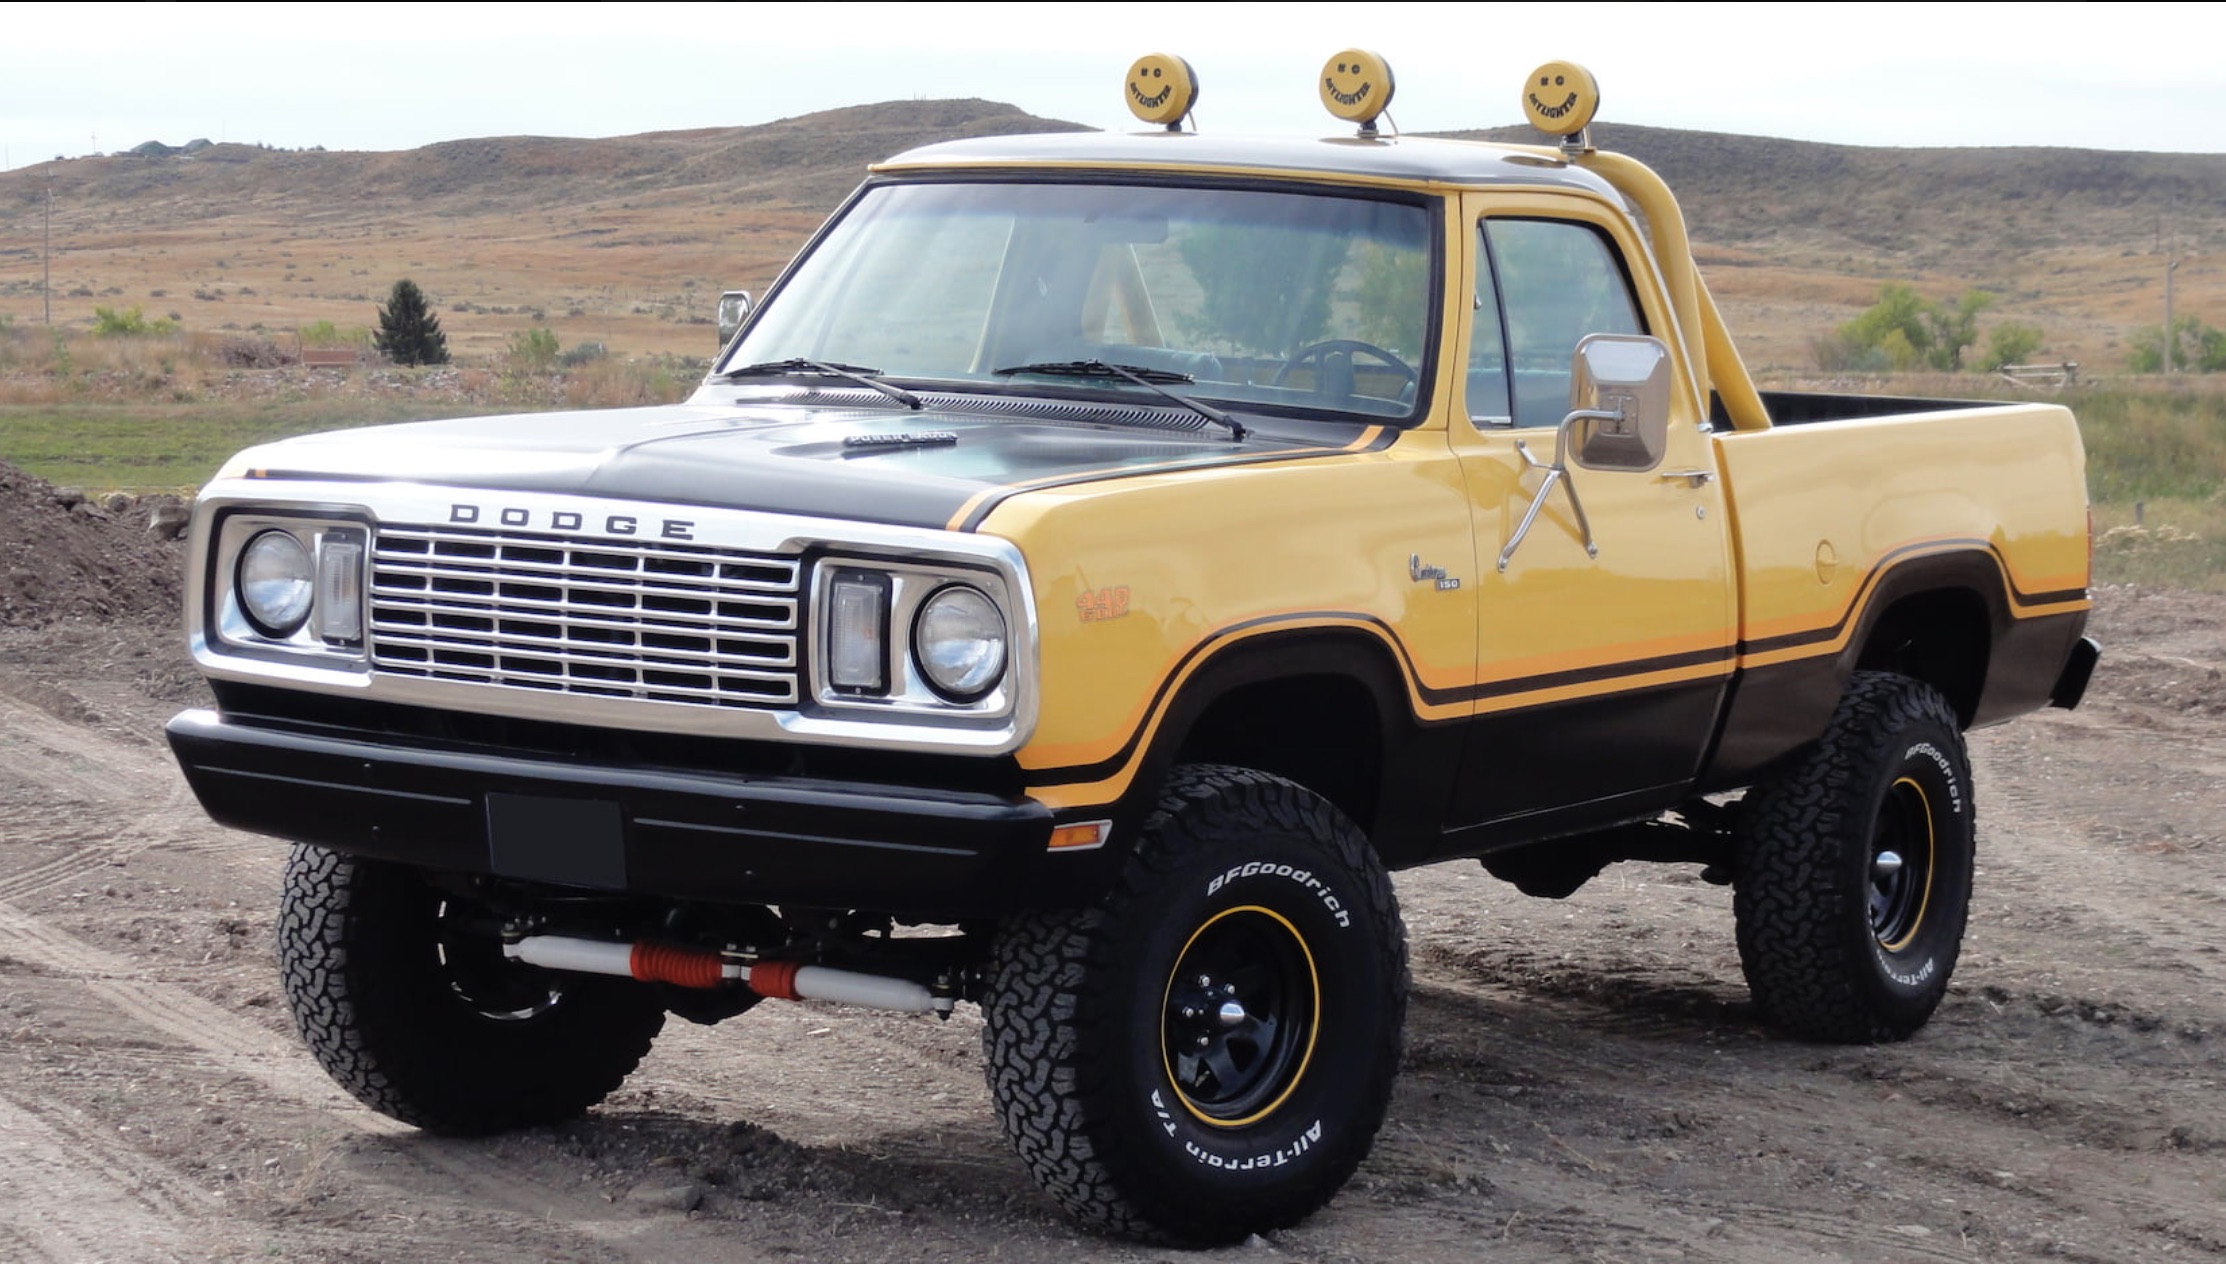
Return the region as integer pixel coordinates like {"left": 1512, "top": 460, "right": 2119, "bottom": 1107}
{"left": 1048, "top": 821, "right": 1112, "bottom": 851}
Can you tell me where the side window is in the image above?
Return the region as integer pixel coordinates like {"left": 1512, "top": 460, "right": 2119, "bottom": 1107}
{"left": 1482, "top": 219, "right": 1644, "bottom": 428}
{"left": 1467, "top": 225, "right": 1511, "bottom": 425}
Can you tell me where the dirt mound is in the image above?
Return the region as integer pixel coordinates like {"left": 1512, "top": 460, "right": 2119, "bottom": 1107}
{"left": 0, "top": 460, "right": 186, "bottom": 629}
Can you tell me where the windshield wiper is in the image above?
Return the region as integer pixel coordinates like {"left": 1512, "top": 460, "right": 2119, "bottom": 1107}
{"left": 720, "top": 357, "right": 922, "bottom": 410}
{"left": 993, "top": 360, "right": 1246, "bottom": 441}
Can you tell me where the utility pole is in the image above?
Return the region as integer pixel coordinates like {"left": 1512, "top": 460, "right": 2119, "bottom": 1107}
{"left": 2163, "top": 253, "right": 2179, "bottom": 375}
{"left": 43, "top": 160, "right": 53, "bottom": 326}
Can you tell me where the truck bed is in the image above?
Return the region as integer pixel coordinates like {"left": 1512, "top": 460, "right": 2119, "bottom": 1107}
{"left": 1717, "top": 389, "right": 2005, "bottom": 428}
{"left": 1702, "top": 396, "right": 2090, "bottom": 786}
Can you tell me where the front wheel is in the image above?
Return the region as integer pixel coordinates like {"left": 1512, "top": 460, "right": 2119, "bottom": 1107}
{"left": 278, "top": 845, "right": 665, "bottom": 1134}
{"left": 982, "top": 766, "right": 1408, "bottom": 1245}
{"left": 1734, "top": 672, "right": 1976, "bottom": 1043}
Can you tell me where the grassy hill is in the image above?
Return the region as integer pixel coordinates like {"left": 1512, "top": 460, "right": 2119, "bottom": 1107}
{"left": 2, "top": 103, "right": 2221, "bottom": 372}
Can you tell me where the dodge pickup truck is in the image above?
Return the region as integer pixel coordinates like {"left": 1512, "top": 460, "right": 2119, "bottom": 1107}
{"left": 166, "top": 54, "right": 2099, "bottom": 1245}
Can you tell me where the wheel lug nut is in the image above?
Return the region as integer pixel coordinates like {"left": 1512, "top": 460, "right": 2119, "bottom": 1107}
{"left": 1194, "top": 1035, "right": 1210, "bottom": 1048}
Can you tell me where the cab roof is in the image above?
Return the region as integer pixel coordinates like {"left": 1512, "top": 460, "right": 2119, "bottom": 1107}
{"left": 872, "top": 130, "right": 1630, "bottom": 200}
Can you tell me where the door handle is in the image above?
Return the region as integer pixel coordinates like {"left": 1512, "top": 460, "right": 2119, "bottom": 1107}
{"left": 1659, "top": 469, "right": 1715, "bottom": 488}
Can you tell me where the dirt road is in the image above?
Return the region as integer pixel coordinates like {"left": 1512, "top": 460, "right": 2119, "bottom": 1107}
{"left": 1, "top": 588, "right": 2220, "bottom": 1263}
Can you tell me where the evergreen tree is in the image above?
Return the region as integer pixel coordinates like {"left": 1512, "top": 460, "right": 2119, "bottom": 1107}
{"left": 374, "top": 278, "right": 449, "bottom": 367}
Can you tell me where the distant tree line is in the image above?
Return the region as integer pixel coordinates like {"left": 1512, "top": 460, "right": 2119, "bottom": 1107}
{"left": 1812, "top": 284, "right": 2044, "bottom": 373}
{"left": 2128, "top": 316, "right": 2226, "bottom": 373}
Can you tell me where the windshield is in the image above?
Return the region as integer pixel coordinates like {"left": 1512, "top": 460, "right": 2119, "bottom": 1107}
{"left": 724, "top": 180, "right": 1436, "bottom": 423}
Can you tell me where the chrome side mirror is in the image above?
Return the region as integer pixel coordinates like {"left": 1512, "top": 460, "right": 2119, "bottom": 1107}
{"left": 1495, "top": 333, "right": 1674, "bottom": 573}
{"left": 1567, "top": 333, "right": 1671, "bottom": 473}
{"left": 716, "top": 290, "right": 753, "bottom": 350}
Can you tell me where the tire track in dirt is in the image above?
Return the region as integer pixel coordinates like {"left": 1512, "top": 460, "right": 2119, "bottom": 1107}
{"left": 0, "top": 899, "right": 388, "bottom": 1116}
{"left": 0, "top": 844, "right": 133, "bottom": 905}
{"left": 0, "top": 898, "right": 706, "bottom": 1262}
{"left": 0, "top": 1088, "right": 213, "bottom": 1263}
{"left": 0, "top": 688, "right": 184, "bottom": 808}
{"left": 1393, "top": 911, "right": 2226, "bottom": 1263}
{"left": 0, "top": 686, "right": 205, "bottom": 905}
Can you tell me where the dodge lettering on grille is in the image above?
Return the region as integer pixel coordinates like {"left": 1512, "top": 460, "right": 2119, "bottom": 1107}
{"left": 449, "top": 503, "right": 696, "bottom": 541}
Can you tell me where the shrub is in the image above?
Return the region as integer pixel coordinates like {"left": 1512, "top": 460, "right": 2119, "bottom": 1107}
{"left": 2127, "top": 316, "right": 2226, "bottom": 374}
{"left": 91, "top": 305, "right": 178, "bottom": 337}
{"left": 506, "top": 327, "right": 561, "bottom": 373}
{"left": 374, "top": 278, "right": 449, "bottom": 367}
{"left": 1981, "top": 322, "right": 2045, "bottom": 372}
{"left": 216, "top": 337, "right": 290, "bottom": 368}
{"left": 560, "top": 354, "right": 695, "bottom": 409}
{"left": 1825, "top": 284, "right": 1995, "bottom": 372}
{"left": 297, "top": 320, "right": 369, "bottom": 349}
{"left": 556, "top": 340, "right": 608, "bottom": 368}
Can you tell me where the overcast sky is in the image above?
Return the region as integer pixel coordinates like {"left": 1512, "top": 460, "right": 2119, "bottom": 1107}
{"left": 5, "top": 1, "right": 2222, "bottom": 169}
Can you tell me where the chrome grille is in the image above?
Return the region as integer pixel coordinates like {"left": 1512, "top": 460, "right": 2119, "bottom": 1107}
{"left": 368, "top": 524, "right": 802, "bottom": 708}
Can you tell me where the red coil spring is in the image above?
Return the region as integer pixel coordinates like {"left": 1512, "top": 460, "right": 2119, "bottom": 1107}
{"left": 628, "top": 942, "right": 725, "bottom": 990}
{"left": 748, "top": 960, "right": 803, "bottom": 1000}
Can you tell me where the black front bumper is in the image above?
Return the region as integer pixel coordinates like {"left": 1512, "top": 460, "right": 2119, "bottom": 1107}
{"left": 167, "top": 708, "right": 1060, "bottom": 916}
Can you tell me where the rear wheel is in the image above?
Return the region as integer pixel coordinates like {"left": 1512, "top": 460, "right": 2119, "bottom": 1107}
{"left": 1734, "top": 672, "right": 1975, "bottom": 1043}
{"left": 982, "top": 766, "right": 1408, "bottom": 1245}
{"left": 278, "top": 845, "right": 664, "bottom": 1134}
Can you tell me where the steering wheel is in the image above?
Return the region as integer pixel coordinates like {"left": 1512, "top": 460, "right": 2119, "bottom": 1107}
{"left": 1270, "top": 340, "right": 1418, "bottom": 397}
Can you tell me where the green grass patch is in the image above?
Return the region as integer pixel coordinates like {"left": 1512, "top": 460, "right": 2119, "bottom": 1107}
{"left": 0, "top": 400, "right": 501, "bottom": 493}
{"left": 2065, "top": 386, "right": 2226, "bottom": 503}
{"left": 2091, "top": 498, "right": 2226, "bottom": 592}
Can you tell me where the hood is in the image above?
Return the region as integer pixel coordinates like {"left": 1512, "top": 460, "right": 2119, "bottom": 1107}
{"left": 227, "top": 394, "right": 1375, "bottom": 531}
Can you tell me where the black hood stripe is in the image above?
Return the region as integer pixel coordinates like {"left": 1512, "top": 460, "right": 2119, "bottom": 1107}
{"left": 949, "top": 424, "right": 1396, "bottom": 531}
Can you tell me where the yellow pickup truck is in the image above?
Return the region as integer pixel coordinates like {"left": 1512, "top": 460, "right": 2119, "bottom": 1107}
{"left": 166, "top": 54, "right": 2097, "bottom": 1245}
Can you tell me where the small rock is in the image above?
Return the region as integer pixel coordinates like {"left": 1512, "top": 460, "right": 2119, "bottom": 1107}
{"left": 101, "top": 491, "right": 135, "bottom": 514}
{"left": 146, "top": 499, "right": 191, "bottom": 539}
{"left": 54, "top": 486, "right": 86, "bottom": 509}
{"left": 632, "top": 1181, "right": 705, "bottom": 1212}
{"left": 1892, "top": 1224, "right": 1933, "bottom": 1237}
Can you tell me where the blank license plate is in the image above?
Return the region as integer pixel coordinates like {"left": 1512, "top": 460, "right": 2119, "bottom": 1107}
{"left": 485, "top": 793, "right": 626, "bottom": 890}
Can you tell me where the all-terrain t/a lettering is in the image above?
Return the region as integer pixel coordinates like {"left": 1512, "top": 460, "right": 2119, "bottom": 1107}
{"left": 1186, "top": 1120, "right": 1325, "bottom": 1169}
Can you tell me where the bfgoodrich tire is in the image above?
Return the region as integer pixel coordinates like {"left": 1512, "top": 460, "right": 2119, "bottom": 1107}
{"left": 982, "top": 765, "right": 1408, "bottom": 1245}
{"left": 1734, "top": 672, "right": 1975, "bottom": 1043}
{"left": 278, "top": 845, "right": 665, "bottom": 1134}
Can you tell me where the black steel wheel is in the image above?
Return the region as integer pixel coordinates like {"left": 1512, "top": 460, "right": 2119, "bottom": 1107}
{"left": 1867, "top": 775, "right": 1939, "bottom": 952}
{"left": 278, "top": 845, "right": 664, "bottom": 1135}
{"left": 1160, "top": 907, "right": 1319, "bottom": 1126}
{"left": 1734, "top": 672, "right": 1976, "bottom": 1043}
{"left": 982, "top": 765, "right": 1408, "bottom": 1245}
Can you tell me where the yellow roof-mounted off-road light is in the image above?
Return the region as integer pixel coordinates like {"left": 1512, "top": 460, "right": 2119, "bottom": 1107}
{"left": 1320, "top": 48, "right": 1396, "bottom": 136}
{"left": 1125, "top": 53, "right": 1200, "bottom": 131}
{"left": 1521, "top": 60, "right": 1602, "bottom": 155}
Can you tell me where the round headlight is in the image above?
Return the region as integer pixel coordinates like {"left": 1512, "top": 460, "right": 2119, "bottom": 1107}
{"left": 913, "top": 585, "right": 1007, "bottom": 701}
{"left": 238, "top": 529, "right": 314, "bottom": 637}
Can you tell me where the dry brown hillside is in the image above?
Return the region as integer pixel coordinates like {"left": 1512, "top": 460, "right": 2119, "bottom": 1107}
{"left": 0, "top": 101, "right": 1085, "bottom": 361}
{"left": 2, "top": 102, "right": 2221, "bottom": 372}
{"left": 1453, "top": 123, "right": 2226, "bottom": 372}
